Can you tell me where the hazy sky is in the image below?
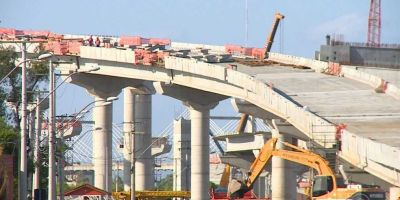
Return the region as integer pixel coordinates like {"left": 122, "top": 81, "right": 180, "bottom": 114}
{"left": 1, "top": 0, "right": 400, "bottom": 134}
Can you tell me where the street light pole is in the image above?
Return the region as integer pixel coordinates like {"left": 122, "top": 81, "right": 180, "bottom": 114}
{"left": 131, "top": 126, "right": 135, "bottom": 200}
{"left": 19, "top": 41, "right": 28, "bottom": 200}
{"left": 32, "top": 95, "right": 42, "bottom": 200}
{"left": 48, "top": 59, "right": 56, "bottom": 200}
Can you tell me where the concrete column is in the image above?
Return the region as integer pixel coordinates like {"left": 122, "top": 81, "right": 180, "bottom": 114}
{"left": 244, "top": 115, "right": 256, "bottom": 133}
{"left": 134, "top": 94, "right": 154, "bottom": 190}
{"left": 390, "top": 187, "right": 400, "bottom": 200}
{"left": 271, "top": 133, "right": 297, "bottom": 200}
{"left": 93, "top": 96, "right": 113, "bottom": 192}
{"left": 123, "top": 88, "right": 135, "bottom": 191}
{"left": 189, "top": 106, "right": 211, "bottom": 200}
{"left": 253, "top": 175, "right": 267, "bottom": 198}
{"left": 173, "top": 118, "right": 191, "bottom": 191}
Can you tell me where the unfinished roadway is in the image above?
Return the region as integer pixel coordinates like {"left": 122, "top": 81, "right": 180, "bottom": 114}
{"left": 59, "top": 40, "right": 400, "bottom": 192}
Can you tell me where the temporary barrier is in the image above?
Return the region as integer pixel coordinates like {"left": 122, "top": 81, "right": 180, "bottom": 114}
{"left": 251, "top": 48, "right": 264, "bottom": 59}
{"left": 225, "top": 44, "right": 242, "bottom": 55}
{"left": 120, "top": 36, "right": 150, "bottom": 46}
{"left": 327, "top": 62, "right": 342, "bottom": 76}
{"left": 149, "top": 38, "right": 171, "bottom": 45}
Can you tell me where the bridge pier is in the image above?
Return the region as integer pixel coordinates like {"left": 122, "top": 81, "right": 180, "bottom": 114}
{"left": 173, "top": 118, "right": 191, "bottom": 191}
{"left": 134, "top": 94, "right": 154, "bottom": 190}
{"left": 64, "top": 73, "right": 149, "bottom": 192}
{"left": 271, "top": 130, "right": 297, "bottom": 200}
{"left": 154, "top": 82, "right": 227, "bottom": 200}
{"left": 123, "top": 89, "right": 154, "bottom": 191}
{"left": 93, "top": 96, "right": 113, "bottom": 192}
{"left": 123, "top": 88, "right": 135, "bottom": 192}
{"left": 188, "top": 104, "right": 215, "bottom": 200}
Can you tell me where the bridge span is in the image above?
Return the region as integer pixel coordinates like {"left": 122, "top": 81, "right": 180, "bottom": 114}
{"left": 3, "top": 32, "right": 400, "bottom": 199}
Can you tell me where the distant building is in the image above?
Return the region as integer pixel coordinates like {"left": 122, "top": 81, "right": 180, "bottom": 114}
{"left": 64, "top": 184, "right": 111, "bottom": 200}
{"left": 316, "top": 35, "right": 400, "bottom": 68}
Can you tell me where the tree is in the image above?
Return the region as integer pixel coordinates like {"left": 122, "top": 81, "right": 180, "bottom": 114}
{"left": 0, "top": 43, "right": 49, "bottom": 199}
{"left": 156, "top": 174, "right": 173, "bottom": 191}
{"left": 0, "top": 117, "right": 17, "bottom": 154}
{"left": 0, "top": 45, "right": 48, "bottom": 128}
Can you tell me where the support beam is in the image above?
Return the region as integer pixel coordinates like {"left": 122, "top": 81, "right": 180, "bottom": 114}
{"left": 93, "top": 97, "right": 113, "bottom": 192}
{"left": 134, "top": 94, "right": 154, "bottom": 190}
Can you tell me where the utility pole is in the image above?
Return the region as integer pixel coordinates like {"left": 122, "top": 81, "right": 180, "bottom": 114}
{"left": 48, "top": 59, "right": 56, "bottom": 200}
{"left": 19, "top": 40, "right": 28, "bottom": 200}
{"left": 59, "top": 132, "right": 65, "bottom": 200}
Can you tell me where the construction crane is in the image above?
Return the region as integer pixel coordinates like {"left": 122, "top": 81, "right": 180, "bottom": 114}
{"left": 227, "top": 137, "right": 386, "bottom": 199}
{"left": 264, "top": 12, "right": 285, "bottom": 59}
{"left": 235, "top": 13, "right": 285, "bottom": 134}
{"left": 367, "top": 0, "right": 381, "bottom": 47}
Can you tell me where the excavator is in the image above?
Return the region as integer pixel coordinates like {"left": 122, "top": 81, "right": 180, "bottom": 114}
{"left": 227, "top": 137, "right": 386, "bottom": 200}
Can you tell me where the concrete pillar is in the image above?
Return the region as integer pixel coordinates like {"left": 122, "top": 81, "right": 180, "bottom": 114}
{"left": 93, "top": 96, "right": 113, "bottom": 192}
{"left": 173, "top": 118, "right": 191, "bottom": 191}
{"left": 244, "top": 115, "right": 256, "bottom": 133}
{"left": 134, "top": 94, "right": 154, "bottom": 190}
{"left": 123, "top": 88, "right": 135, "bottom": 191}
{"left": 390, "top": 187, "right": 400, "bottom": 200}
{"left": 271, "top": 133, "right": 297, "bottom": 200}
{"left": 189, "top": 106, "right": 211, "bottom": 200}
{"left": 253, "top": 175, "right": 267, "bottom": 198}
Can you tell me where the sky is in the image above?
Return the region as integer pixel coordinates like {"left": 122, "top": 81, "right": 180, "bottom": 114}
{"left": 1, "top": 0, "right": 400, "bottom": 134}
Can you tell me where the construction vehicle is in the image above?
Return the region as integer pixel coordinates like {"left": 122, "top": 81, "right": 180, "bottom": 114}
{"left": 235, "top": 13, "right": 285, "bottom": 135}
{"left": 228, "top": 137, "right": 386, "bottom": 200}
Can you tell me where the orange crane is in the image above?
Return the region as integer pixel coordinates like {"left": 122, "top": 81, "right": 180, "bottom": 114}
{"left": 228, "top": 137, "right": 385, "bottom": 200}
{"left": 264, "top": 12, "right": 285, "bottom": 59}
{"left": 236, "top": 12, "right": 285, "bottom": 134}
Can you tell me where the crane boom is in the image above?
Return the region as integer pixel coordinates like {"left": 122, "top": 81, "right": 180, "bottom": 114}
{"left": 264, "top": 12, "right": 285, "bottom": 59}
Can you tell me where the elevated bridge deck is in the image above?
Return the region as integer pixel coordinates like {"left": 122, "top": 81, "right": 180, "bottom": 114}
{"left": 2, "top": 33, "right": 399, "bottom": 187}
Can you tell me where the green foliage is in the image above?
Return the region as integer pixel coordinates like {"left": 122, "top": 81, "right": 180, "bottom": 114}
{"left": 156, "top": 174, "right": 173, "bottom": 191}
{"left": 0, "top": 117, "right": 17, "bottom": 154}
{"left": 0, "top": 45, "right": 49, "bottom": 126}
{"left": 112, "top": 176, "right": 124, "bottom": 192}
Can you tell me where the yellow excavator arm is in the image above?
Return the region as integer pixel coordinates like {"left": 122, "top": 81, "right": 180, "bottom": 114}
{"left": 244, "top": 137, "right": 336, "bottom": 192}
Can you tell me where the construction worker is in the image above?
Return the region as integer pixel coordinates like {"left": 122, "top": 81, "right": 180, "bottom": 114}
{"left": 95, "top": 37, "right": 101, "bottom": 47}
{"left": 88, "top": 35, "right": 93, "bottom": 46}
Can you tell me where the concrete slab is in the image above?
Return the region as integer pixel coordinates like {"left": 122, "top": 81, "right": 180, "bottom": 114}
{"left": 226, "top": 63, "right": 400, "bottom": 149}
